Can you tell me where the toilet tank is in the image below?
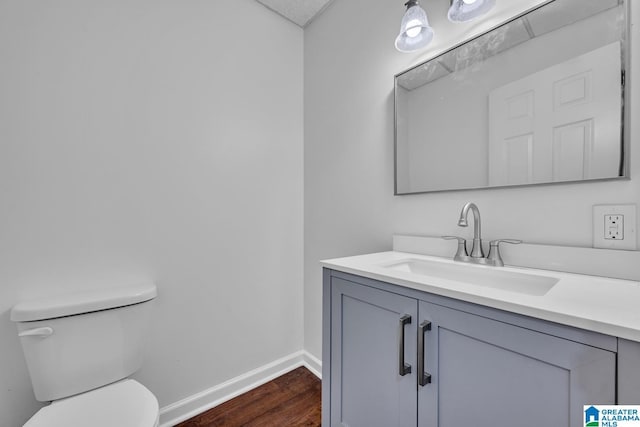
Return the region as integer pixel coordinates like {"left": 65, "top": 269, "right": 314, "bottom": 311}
{"left": 10, "top": 282, "right": 157, "bottom": 402}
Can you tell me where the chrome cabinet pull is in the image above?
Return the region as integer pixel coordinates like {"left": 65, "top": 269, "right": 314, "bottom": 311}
{"left": 418, "top": 321, "right": 432, "bottom": 386}
{"left": 398, "top": 315, "right": 412, "bottom": 376}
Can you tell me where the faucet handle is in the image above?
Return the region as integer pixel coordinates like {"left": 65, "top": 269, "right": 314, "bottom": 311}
{"left": 487, "top": 239, "right": 522, "bottom": 267}
{"left": 490, "top": 239, "right": 522, "bottom": 245}
{"left": 442, "top": 236, "right": 468, "bottom": 260}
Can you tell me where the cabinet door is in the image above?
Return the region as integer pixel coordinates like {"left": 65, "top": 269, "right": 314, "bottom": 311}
{"left": 331, "top": 278, "right": 418, "bottom": 427}
{"left": 417, "top": 301, "right": 615, "bottom": 427}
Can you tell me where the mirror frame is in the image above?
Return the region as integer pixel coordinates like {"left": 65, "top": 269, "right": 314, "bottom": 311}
{"left": 394, "top": 0, "right": 631, "bottom": 195}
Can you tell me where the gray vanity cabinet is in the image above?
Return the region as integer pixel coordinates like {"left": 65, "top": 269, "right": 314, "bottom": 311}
{"left": 323, "top": 269, "right": 617, "bottom": 427}
{"left": 329, "top": 277, "right": 418, "bottom": 427}
{"left": 417, "top": 301, "right": 615, "bottom": 427}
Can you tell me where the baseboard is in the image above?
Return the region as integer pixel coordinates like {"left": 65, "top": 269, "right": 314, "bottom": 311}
{"left": 159, "top": 350, "right": 322, "bottom": 427}
{"left": 302, "top": 350, "right": 322, "bottom": 378}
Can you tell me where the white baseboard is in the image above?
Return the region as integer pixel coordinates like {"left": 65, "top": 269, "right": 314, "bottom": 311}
{"left": 159, "top": 350, "right": 322, "bottom": 427}
{"left": 302, "top": 351, "right": 322, "bottom": 378}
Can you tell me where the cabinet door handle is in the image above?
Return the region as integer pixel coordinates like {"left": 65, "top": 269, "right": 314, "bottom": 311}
{"left": 398, "top": 314, "right": 412, "bottom": 376}
{"left": 418, "top": 321, "right": 432, "bottom": 386}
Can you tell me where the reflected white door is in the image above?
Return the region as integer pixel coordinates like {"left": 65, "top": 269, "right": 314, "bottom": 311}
{"left": 488, "top": 42, "right": 622, "bottom": 186}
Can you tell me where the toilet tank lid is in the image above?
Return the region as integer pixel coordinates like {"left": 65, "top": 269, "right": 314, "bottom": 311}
{"left": 10, "top": 282, "right": 157, "bottom": 322}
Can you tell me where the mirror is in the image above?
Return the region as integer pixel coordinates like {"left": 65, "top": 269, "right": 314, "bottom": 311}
{"left": 395, "top": 0, "right": 628, "bottom": 194}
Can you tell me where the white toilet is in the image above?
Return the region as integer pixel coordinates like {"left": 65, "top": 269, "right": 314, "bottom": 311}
{"left": 11, "top": 282, "right": 159, "bottom": 427}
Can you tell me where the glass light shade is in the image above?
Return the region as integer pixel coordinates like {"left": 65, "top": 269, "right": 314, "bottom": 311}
{"left": 395, "top": 2, "right": 434, "bottom": 53}
{"left": 447, "top": 0, "right": 495, "bottom": 23}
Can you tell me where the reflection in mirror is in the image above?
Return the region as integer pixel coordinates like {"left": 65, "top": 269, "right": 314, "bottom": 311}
{"left": 395, "top": 0, "right": 627, "bottom": 194}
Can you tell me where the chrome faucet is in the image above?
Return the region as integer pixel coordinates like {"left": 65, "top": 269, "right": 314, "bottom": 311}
{"left": 443, "top": 202, "right": 522, "bottom": 267}
{"left": 458, "top": 202, "right": 484, "bottom": 258}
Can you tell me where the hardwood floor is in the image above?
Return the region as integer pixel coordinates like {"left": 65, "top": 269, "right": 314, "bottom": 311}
{"left": 176, "top": 367, "right": 321, "bottom": 427}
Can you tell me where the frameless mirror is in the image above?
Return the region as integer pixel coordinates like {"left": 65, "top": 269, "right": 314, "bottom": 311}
{"left": 395, "top": 0, "right": 628, "bottom": 194}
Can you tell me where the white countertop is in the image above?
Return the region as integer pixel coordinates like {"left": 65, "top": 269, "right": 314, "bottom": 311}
{"left": 321, "top": 251, "right": 640, "bottom": 343}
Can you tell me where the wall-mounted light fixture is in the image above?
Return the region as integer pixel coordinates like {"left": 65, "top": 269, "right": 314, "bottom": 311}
{"left": 395, "top": 0, "right": 434, "bottom": 53}
{"left": 448, "top": 0, "right": 495, "bottom": 23}
{"left": 395, "top": 0, "right": 496, "bottom": 52}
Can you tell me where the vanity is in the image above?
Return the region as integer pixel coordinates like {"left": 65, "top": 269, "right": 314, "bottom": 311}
{"left": 320, "top": 0, "right": 640, "bottom": 424}
{"left": 320, "top": 237, "right": 640, "bottom": 427}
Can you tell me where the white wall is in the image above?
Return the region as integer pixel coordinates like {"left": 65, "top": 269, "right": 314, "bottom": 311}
{"left": 304, "top": 0, "right": 640, "bottom": 360}
{"left": 0, "top": 1, "right": 303, "bottom": 425}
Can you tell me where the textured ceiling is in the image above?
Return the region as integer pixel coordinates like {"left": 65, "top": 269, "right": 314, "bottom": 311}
{"left": 255, "top": 0, "right": 334, "bottom": 27}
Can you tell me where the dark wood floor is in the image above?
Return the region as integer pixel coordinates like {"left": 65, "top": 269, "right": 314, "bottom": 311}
{"left": 176, "top": 367, "right": 321, "bottom": 427}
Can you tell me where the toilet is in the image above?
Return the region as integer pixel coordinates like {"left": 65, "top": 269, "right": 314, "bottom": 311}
{"left": 11, "top": 282, "right": 159, "bottom": 427}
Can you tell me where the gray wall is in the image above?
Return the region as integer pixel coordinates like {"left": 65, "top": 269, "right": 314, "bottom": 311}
{"left": 304, "top": 0, "right": 640, "bottom": 360}
{"left": 0, "top": 0, "right": 303, "bottom": 425}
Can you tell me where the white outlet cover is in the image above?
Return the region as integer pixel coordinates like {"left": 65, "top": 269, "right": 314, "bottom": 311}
{"left": 593, "top": 204, "right": 637, "bottom": 250}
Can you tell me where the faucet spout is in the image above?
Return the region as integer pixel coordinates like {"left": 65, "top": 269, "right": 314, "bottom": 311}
{"left": 458, "top": 202, "right": 484, "bottom": 258}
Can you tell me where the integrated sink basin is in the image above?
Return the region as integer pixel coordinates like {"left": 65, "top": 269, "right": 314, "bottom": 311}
{"left": 383, "top": 258, "right": 559, "bottom": 296}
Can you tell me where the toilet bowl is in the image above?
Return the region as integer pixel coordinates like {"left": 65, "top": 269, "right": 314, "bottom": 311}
{"left": 11, "top": 282, "right": 159, "bottom": 427}
{"left": 24, "top": 380, "right": 159, "bottom": 427}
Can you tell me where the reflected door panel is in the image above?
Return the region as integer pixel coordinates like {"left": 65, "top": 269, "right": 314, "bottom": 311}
{"left": 489, "top": 41, "right": 621, "bottom": 186}
{"left": 505, "top": 133, "right": 533, "bottom": 184}
{"left": 553, "top": 119, "right": 593, "bottom": 181}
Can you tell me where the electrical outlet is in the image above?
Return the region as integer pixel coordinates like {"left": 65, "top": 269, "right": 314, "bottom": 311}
{"left": 593, "top": 205, "right": 637, "bottom": 250}
{"left": 604, "top": 214, "right": 623, "bottom": 240}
